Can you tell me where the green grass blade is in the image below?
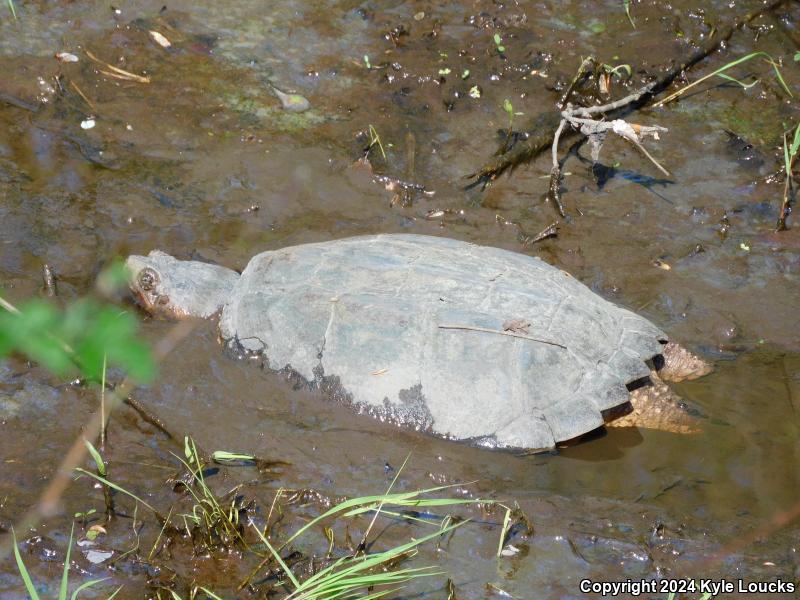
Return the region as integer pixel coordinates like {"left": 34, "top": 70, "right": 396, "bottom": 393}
{"left": 197, "top": 587, "right": 225, "bottom": 600}
{"left": 250, "top": 523, "right": 301, "bottom": 590}
{"left": 58, "top": 523, "right": 75, "bottom": 600}
{"left": 105, "top": 586, "right": 124, "bottom": 600}
{"left": 715, "top": 73, "right": 757, "bottom": 89}
{"left": 283, "top": 483, "right": 477, "bottom": 547}
{"left": 497, "top": 505, "right": 511, "bottom": 557}
{"left": 6, "top": 0, "right": 16, "bottom": 20}
{"left": 786, "top": 133, "right": 792, "bottom": 174}
{"left": 790, "top": 122, "right": 800, "bottom": 158}
{"left": 11, "top": 528, "right": 41, "bottom": 600}
{"left": 765, "top": 58, "right": 792, "bottom": 97}
{"left": 69, "top": 578, "right": 109, "bottom": 600}
{"left": 296, "top": 520, "right": 465, "bottom": 593}
{"left": 74, "top": 468, "right": 158, "bottom": 513}
{"left": 658, "top": 51, "right": 790, "bottom": 106}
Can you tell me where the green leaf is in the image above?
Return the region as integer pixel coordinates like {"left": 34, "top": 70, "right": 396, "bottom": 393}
{"left": 84, "top": 439, "right": 106, "bottom": 476}
{"left": 212, "top": 451, "right": 256, "bottom": 463}
{"left": 794, "top": 51, "right": 800, "bottom": 62}
{"left": 1, "top": 302, "right": 73, "bottom": 375}
{"left": 0, "top": 297, "right": 154, "bottom": 383}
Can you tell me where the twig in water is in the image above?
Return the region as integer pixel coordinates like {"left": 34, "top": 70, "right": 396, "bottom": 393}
{"left": 123, "top": 394, "right": 181, "bottom": 441}
{"left": 521, "top": 222, "right": 559, "bottom": 246}
{"left": 557, "top": 56, "right": 595, "bottom": 109}
{"left": 468, "top": 0, "right": 790, "bottom": 187}
{"left": 438, "top": 324, "right": 566, "bottom": 349}
{"left": 86, "top": 50, "right": 150, "bottom": 83}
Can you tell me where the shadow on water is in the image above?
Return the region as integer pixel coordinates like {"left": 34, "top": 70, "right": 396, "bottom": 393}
{"left": 0, "top": 0, "right": 799, "bottom": 597}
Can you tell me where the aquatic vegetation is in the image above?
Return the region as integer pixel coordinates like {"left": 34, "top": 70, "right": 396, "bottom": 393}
{"left": 68, "top": 437, "right": 507, "bottom": 596}
{"left": 492, "top": 33, "right": 505, "bottom": 54}
{"left": 623, "top": 0, "right": 635, "bottom": 28}
{"left": 12, "top": 524, "right": 120, "bottom": 600}
{"left": 656, "top": 51, "right": 792, "bottom": 107}
{"left": 776, "top": 121, "right": 800, "bottom": 230}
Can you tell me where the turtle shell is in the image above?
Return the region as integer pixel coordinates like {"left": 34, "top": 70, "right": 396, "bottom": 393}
{"left": 219, "top": 234, "right": 666, "bottom": 450}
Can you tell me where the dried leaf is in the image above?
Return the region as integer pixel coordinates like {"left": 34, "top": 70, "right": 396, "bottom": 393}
{"left": 55, "top": 52, "right": 79, "bottom": 63}
{"left": 148, "top": 30, "right": 172, "bottom": 49}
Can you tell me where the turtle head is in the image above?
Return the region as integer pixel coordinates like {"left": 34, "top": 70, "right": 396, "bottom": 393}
{"left": 125, "top": 251, "right": 239, "bottom": 319}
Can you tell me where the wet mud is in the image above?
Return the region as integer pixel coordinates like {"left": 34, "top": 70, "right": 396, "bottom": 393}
{"left": 1, "top": 0, "right": 799, "bottom": 597}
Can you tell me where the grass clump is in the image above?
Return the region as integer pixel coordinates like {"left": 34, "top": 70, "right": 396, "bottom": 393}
{"left": 12, "top": 524, "right": 121, "bottom": 600}
{"left": 59, "top": 442, "right": 515, "bottom": 598}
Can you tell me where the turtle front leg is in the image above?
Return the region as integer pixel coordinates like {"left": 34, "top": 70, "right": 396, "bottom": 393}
{"left": 656, "top": 342, "right": 713, "bottom": 383}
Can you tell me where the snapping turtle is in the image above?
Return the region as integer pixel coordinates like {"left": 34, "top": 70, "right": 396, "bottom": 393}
{"left": 126, "top": 234, "right": 711, "bottom": 450}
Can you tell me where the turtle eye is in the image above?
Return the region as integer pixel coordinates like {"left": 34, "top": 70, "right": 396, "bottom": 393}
{"left": 138, "top": 268, "right": 159, "bottom": 293}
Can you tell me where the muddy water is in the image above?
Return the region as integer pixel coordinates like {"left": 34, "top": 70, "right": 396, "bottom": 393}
{"left": 1, "top": 0, "right": 798, "bottom": 597}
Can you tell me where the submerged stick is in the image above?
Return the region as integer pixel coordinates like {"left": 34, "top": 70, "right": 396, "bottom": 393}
{"left": 467, "top": 0, "right": 790, "bottom": 187}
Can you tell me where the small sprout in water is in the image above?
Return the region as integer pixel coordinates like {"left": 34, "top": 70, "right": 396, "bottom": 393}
{"left": 469, "top": 85, "right": 482, "bottom": 99}
{"left": 589, "top": 21, "right": 606, "bottom": 34}
{"left": 493, "top": 33, "right": 506, "bottom": 53}
{"left": 363, "top": 54, "right": 371, "bottom": 69}
{"left": 739, "top": 242, "right": 750, "bottom": 252}
{"left": 602, "top": 63, "right": 632, "bottom": 78}
{"left": 461, "top": 69, "right": 470, "bottom": 79}
{"left": 438, "top": 67, "right": 451, "bottom": 76}
{"left": 794, "top": 51, "right": 800, "bottom": 62}
{"left": 367, "top": 124, "right": 387, "bottom": 160}
{"left": 503, "top": 99, "right": 514, "bottom": 126}
{"left": 623, "top": 0, "right": 635, "bottom": 28}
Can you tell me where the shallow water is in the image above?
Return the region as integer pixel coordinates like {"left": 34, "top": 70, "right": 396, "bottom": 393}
{"left": 1, "top": 0, "right": 799, "bottom": 597}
